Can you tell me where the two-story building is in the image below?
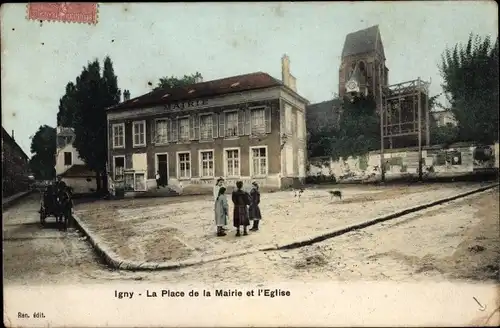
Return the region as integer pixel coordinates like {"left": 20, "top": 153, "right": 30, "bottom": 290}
{"left": 55, "top": 126, "right": 95, "bottom": 194}
{"left": 106, "top": 56, "right": 309, "bottom": 191}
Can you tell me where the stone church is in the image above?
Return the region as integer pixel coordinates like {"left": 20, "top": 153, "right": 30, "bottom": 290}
{"left": 307, "top": 25, "right": 388, "bottom": 132}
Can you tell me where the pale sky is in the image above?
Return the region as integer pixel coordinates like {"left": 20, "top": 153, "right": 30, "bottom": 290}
{"left": 1, "top": 2, "right": 497, "bottom": 156}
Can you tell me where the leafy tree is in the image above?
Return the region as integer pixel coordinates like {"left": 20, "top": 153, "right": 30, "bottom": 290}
{"left": 154, "top": 72, "right": 203, "bottom": 90}
{"left": 29, "top": 125, "right": 56, "bottom": 180}
{"left": 439, "top": 33, "right": 499, "bottom": 144}
{"left": 57, "top": 82, "right": 78, "bottom": 127}
{"left": 58, "top": 56, "right": 121, "bottom": 191}
{"left": 307, "top": 96, "right": 380, "bottom": 160}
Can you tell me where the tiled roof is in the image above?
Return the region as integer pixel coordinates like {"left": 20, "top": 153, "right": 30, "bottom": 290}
{"left": 108, "top": 72, "right": 285, "bottom": 112}
{"left": 59, "top": 164, "right": 94, "bottom": 178}
{"left": 1, "top": 126, "right": 29, "bottom": 160}
{"left": 306, "top": 99, "right": 343, "bottom": 130}
{"left": 342, "top": 25, "right": 381, "bottom": 58}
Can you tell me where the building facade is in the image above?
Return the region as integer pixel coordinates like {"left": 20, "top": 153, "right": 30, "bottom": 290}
{"left": 56, "top": 126, "right": 96, "bottom": 194}
{"left": 432, "top": 109, "right": 457, "bottom": 127}
{"left": 107, "top": 66, "right": 309, "bottom": 192}
{"left": 2, "top": 127, "right": 31, "bottom": 197}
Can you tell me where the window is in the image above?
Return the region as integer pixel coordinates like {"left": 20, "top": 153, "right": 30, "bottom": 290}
{"left": 199, "top": 114, "right": 213, "bottom": 140}
{"left": 251, "top": 108, "right": 266, "bottom": 134}
{"left": 64, "top": 152, "right": 72, "bottom": 166}
{"left": 225, "top": 149, "right": 240, "bottom": 177}
{"left": 251, "top": 147, "right": 267, "bottom": 176}
{"left": 225, "top": 111, "right": 238, "bottom": 137}
{"left": 113, "top": 156, "right": 125, "bottom": 181}
{"left": 199, "top": 150, "right": 214, "bottom": 177}
{"left": 155, "top": 119, "right": 168, "bottom": 144}
{"left": 177, "top": 152, "right": 191, "bottom": 179}
{"left": 133, "top": 121, "right": 146, "bottom": 147}
{"left": 178, "top": 118, "right": 190, "bottom": 141}
{"left": 112, "top": 123, "right": 125, "bottom": 148}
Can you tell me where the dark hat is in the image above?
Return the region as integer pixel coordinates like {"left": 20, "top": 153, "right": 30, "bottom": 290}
{"left": 216, "top": 177, "right": 224, "bottom": 183}
{"left": 252, "top": 181, "right": 258, "bottom": 186}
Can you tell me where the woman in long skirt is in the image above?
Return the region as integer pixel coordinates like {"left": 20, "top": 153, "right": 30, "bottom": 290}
{"left": 232, "top": 181, "right": 250, "bottom": 236}
{"left": 249, "top": 181, "right": 262, "bottom": 231}
{"left": 214, "top": 187, "right": 228, "bottom": 237}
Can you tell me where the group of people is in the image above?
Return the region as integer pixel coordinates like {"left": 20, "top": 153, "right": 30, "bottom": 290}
{"left": 213, "top": 178, "right": 262, "bottom": 237}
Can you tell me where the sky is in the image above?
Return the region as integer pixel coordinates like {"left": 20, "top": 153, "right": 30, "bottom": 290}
{"left": 1, "top": 2, "right": 498, "bottom": 156}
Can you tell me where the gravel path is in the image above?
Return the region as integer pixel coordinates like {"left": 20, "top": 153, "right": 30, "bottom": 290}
{"left": 74, "top": 182, "right": 489, "bottom": 263}
{"left": 3, "top": 185, "right": 498, "bottom": 287}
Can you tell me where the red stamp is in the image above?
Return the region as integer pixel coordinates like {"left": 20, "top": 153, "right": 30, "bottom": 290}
{"left": 27, "top": 3, "right": 98, "bottom": 25}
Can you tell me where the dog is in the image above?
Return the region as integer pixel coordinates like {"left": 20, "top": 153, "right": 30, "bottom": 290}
{"left": 293, "top": 187, "right": 305, "bottom": 199}
{"left": 328, "top": 190, "right": 342, "bottom": 200}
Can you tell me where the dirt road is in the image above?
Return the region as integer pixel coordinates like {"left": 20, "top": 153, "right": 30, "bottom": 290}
{"left": 3, "top": 188, "right": 499, "bottom": 286}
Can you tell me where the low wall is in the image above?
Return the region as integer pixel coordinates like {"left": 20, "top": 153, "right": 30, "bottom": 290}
{"left": 307, "top": 143, "right": 498, "bottom": 183}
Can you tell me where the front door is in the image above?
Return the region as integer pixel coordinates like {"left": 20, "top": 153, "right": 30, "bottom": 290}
{"left": 156, "top": 154, "right": 168, "bottom": 186}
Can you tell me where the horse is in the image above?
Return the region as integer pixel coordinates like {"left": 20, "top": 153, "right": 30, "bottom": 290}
{"left": 55, "top": 187, "right": 73, "bottom": 231}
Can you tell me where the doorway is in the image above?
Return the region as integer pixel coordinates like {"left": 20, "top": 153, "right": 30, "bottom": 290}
{"left": 155, "top": 153, "right": 169, "bottom": 187}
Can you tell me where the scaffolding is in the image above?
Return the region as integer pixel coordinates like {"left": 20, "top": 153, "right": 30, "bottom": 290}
{"left": 378, "top": 78, "right": 431, "bottom": 181}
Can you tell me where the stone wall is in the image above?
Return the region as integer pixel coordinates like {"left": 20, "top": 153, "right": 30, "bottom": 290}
{"left": 307, "top": 143, "right": 498, "bottom": 183}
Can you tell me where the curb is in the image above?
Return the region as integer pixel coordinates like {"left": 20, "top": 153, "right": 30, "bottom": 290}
{"left": 2, "top": 190, "right": 34, "bottom": 210}
{"left": 269, "top": 182, "right": 499, "bottom": 250}
{"left": 71, "top": 212, "right": 271, "bottom": 271}
{"left": 73, "top": 183, "right": 498, "bottom": 271}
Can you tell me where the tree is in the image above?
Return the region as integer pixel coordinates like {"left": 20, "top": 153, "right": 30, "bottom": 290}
{"left": 57, "top": 82, "right": 78, "bottom": 127}
{"left": 439, "top": 33, "right": 499, "bottom": 144}
{"left": 307, "top": 95, "right": 380, "bottom": 160}
{"left": 154, "top": 72, "right": 203, "bottom": 90}
{"left": 57, "top": 56, "right": 121, "bottom": 192}
{"left": 29, "top": 125, "right": 56, "bottom": 180}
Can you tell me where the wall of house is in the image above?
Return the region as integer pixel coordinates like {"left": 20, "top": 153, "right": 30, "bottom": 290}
{"left": 307, "top": 143, "right": 498, "bottom": 182}
{"left": 108, "top": 87, "right": 308, "bottom": 191}
{"left": 55, "top": 143, "right": 85, "bottom": 176}
{"left": 61, "top": 176, "right": 96, "bottom": 194}
{"left": 2, "top": 135, "right": 30, "bottom": 197}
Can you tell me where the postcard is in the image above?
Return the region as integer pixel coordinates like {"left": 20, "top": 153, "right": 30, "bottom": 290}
{"left": 2, "top": 2, "right": 499, "bottom": 327}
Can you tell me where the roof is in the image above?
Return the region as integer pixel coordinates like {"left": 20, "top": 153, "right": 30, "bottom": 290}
{"left": 341, "top": 25, "right": 384, "bottom": 58}
{"left": 1, "top": 127, "right": 29, "bottom": 161}
{"left": 306, "top": 99, "right": 343, "bottom": 130}
{"left": 59, "top": 165, "right": 94, "bottom": 178}
{"left": 108, "top": 72, "right": 289, "bottom": 112}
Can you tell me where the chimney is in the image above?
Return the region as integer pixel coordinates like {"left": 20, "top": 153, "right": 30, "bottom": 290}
{"left": 281, "top": 54, "right": 297, "bottom": 92}
{"left": 194, "top": 76, "right": 203, "bottom": 83}
{"left": 123, "top": 90, "right": 130, "bottom": 102}
{"left": 11, "top": 130, "right": 14, "bottom": 140}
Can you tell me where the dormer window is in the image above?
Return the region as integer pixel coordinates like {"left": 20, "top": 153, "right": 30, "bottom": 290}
{"left": 231, "top": 82, "right": 240, "bottom": 87}
{"left": 188, "top": 89, "right": 195, "bottom": 94}
{"left": 162, "top": 93, "right": 170, "bottom": 98}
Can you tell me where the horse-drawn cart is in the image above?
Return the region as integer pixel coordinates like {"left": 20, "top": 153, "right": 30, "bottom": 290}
{"left": 39, "top": 184, "right": 72, "bottom": 230}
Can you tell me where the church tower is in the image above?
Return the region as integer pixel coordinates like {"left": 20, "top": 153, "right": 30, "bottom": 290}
{"left": 339, "top": 25, "right": 388, "bottom": 109}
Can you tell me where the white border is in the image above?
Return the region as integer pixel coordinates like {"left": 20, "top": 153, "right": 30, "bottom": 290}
{"left": 198, "top": 149, "right": 215, "bottom": 179}
{"left": 223, "top": 147, "right": 241, "bottom": 178}
{"left": 154, "top": 152, "right": 169, "bottom": 183}
{"left": 112, "top": 155, "right": 126, "bottom": 181}
{"left": 176, "top": 151, "right": 192, "bottom": 180}
{"left": 111, "top": 123, "right": 125, "bottom": 149}
{"left": 132, "top": 120, "right": 146, "bottom": 148}
{"left": 249, "top": 145, "right": 268, "bottom": 177}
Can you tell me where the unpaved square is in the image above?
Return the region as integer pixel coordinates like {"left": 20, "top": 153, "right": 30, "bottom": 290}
{"left": 74, "top": 183, "right": 489, "bottom": 264}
